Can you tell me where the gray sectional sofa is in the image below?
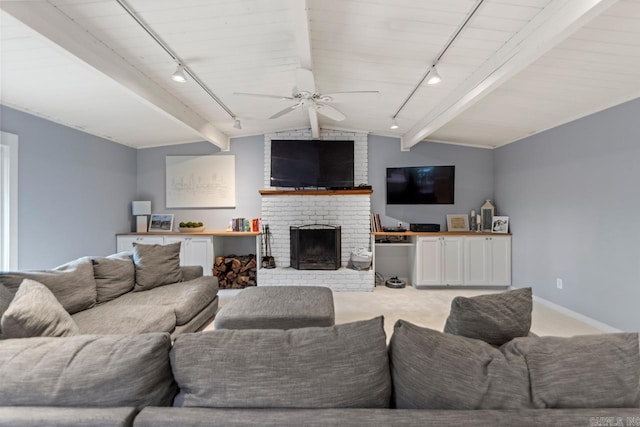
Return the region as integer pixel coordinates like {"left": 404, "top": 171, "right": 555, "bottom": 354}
{"left": 1, "top": 317, "right": 639, "bottom": 427}
{"left": 0, "top": 242, "right": 219, "bottom": 339}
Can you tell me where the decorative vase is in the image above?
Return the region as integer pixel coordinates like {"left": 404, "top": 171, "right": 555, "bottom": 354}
{"left": 481, "top": 200, "right": 495, "bottom": 231}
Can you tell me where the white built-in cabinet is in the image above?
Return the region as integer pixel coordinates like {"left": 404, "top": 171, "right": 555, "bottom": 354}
{"left": 164, "top": 236, "right": 214, "bottom": 276}
{"left": 375, "top": 232, "right": 511, "bottom": 288}
{"left": 116, "top": 235, "right": 164, "bottom": 250}
{"left": 412, "top": 236, "right": 464, "bottom": 286}
{"left": 464, "top": 236, "right": 511, "bottom": 286}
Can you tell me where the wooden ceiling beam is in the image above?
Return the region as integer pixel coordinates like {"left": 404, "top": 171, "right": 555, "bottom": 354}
{"left": 0, "top": 1, "right": 230, "bottom": 150}
{"left": 401, "top": 0, "right": 618, "bottom": 150}
{"left": 292, "top": 0, "right": 320, "bottom": 138}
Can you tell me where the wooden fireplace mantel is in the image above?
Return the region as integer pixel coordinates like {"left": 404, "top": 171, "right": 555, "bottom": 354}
{"left": 259, "top": 189, "right": 373, "bottom": 196}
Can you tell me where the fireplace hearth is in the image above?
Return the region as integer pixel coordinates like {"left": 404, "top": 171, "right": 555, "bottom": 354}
{"left": 290, "top": 225, "right": 341, "bottom": 270}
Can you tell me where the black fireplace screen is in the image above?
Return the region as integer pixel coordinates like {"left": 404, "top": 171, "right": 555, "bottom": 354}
{"left": 290, "top": 225, "right": 341, "bottom": 270}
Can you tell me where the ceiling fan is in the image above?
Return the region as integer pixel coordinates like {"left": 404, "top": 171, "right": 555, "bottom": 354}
{"left": 234, "top": 68, "right": 378, "bottom": 122}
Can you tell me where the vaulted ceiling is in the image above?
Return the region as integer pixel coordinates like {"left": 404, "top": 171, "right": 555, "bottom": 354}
{"left": 1, "top": 0, "right": 639, "bottom": 150}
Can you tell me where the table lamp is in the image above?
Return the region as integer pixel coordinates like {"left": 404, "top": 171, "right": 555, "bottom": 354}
{"left": 132, "top": 201, "right": 151, "bottom": 232}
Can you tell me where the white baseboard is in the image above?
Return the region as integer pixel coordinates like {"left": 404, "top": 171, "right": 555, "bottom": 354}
{"left": 532, "top": 294, "right": 621, "bottom": 333}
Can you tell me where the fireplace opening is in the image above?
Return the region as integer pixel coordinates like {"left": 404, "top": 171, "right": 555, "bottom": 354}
{"left": 290, "top": 225, "right": 341, "bottom": 270}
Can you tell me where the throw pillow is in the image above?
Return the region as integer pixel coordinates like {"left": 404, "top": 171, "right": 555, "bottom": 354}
{"left": 0, "top": 257, "right": 97, "bottom": 314}
{"left": 0, "top": 332, "right": 176, "bottom": 407}
{"left": 1, "top": 279, "right": 79, "bottom": 339}
{"left": 92, "top": 252, "right": 135, "bottom": 303}
{"left": 444, "top": 287, "right": 532, "bottom": 345}
{"left": 389, "top": 319, "right": 531, "bottom": 410}
{"left": 132, "top": 242, "right": 183, "bottom": 291}
{"left": 505, "top": 333, "right": 640, "bottom": 409}
{"left": 171, "top": 317, "right": 391, "bottom": 408}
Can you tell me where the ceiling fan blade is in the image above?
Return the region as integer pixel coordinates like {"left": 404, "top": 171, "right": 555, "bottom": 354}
{"left": 269, "top": 104, "right": 300, "bottom": 119}
{"left": 314, "top": 103, "right": 346, "bottom": 121}
{"left": 308, "top": 106, "right": 320, "bottom": 139}
{"left": 296, "top": 68, "right": 316, "bottom": 93}
{"left": 234, "top": 92, "right": 295, "bottom": 100}
{"left": 320, "top": 90, "right": 380, "bottom": 102}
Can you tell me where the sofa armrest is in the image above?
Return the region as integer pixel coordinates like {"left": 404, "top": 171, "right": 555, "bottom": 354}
{"left": 180, "top": 266, "right": 203, "bottom": 281}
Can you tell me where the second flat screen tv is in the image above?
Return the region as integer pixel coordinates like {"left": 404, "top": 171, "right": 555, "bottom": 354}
{"left": 270, "top": 140, "right": 354, "bottom": 189}
{"left": 386, "top": 166, "right": 455, "bottom": 204}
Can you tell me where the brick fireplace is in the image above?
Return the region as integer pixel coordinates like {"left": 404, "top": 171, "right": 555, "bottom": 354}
{"left": 257, "top": 129, "right": 374, "bottom": 291}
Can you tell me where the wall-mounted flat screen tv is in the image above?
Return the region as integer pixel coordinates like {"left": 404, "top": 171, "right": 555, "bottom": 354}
{"left": 270, "top": 140, "right": 354, "bottom": 189}
{"left": 386, "top": 166, "right": 455, "bottom": 205}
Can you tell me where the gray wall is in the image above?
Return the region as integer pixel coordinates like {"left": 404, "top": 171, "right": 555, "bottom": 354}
{"left": 368, "top": 135, "right": 494, "bottom": 229}
{"left": 136, "top": 135, "right": 264, "bottom": 231}
{"left": 0, "top": 105, "right": 137, "bottom": 269}
{"left": 494, "top": 98, "right": 640, "bottom": 331}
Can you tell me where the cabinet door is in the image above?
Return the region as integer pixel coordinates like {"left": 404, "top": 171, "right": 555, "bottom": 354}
{"left": 490, "top": 236, "right": 511, "bottom": 286}
{"left": 442, "top": 237, "right": 464, "bottom": 285}
{"left": 464, "top": 237, "right": 490, "bottom": 286}
{"left": 415, "top": 237, "right": 441, "bottom": 286}
{"left": 163, "top": 236, "right": 214, "bottom": 276}
{"left": 184, "top": 237, "right": 214, "bottom": 276}
{"left": 116, "top": 236, "right": 164, "bottom": 252}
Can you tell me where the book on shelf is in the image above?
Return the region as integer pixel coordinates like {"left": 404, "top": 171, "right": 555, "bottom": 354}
{"left": 370, "top": 213, "right": 382, "bottom": 232}
{"left": 231, "top": 218, "right": 248, "bottom": 232}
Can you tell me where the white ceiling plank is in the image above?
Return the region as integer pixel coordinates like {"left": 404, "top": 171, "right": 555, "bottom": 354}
{"left": 0, "top": 0, "right": 230, "bottom": 150}
{"left": 401, "top": 0, "right": 619, "bottom": 150}
{"left": 292, "top": 0, "right": 313, "bottom": 70}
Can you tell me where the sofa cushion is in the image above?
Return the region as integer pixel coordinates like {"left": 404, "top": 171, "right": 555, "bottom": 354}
{"left": 0, "top": 333, "right": 177, "bottom": 407}
{"left": 505, "top": 333, "right": 640, "bottom": 409}
{"left": 1, "top": 279, "right": 79, "bottom": 339}
{"left": 389, "top": 319, "right": 531, "bottom": 410}
{"left": 181, "top": 265, "right": 204, "bottom": 282}
{"left": 134, "top": 407, "right": 640, "bottom": 427}
{"left": 171, "top": 317, "right": 391, "bottom": 408}
{"left": 0, "top": 257, "right": 97, "bottom": 314}
{"left": 0, "top": 407, "right": 137, "bottom": 427}
{"left": 92, "top": 252, "right": 135, "bottom": 304}
{"left": 444, "top": 287, "right": 532, "bottom": 345}
{"left": 0, "top": 284, "right": 13, "bottom": 330}
{"left": 133, "top": 242, "right": 183, "bottom": 291}
{"left": 111, "top": 276, "right": 218, "bottom": 325}
{"left": 72, "top": 303, "right": 176, "bottom": 335}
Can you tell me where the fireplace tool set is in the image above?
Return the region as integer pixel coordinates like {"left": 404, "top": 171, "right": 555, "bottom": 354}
{"left": 261, "top": 225, "right": 276, "bottom": 269}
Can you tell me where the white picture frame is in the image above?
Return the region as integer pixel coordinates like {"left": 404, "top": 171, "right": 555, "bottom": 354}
{"left": 148, "top": 214, "right": 174, "bottom": 232}
{"left": 492, "top": 216, "right": 509, "bottom": 234}
{"left": 446, "top": 214, "right": 469, "bottom": 232}
{"left": 166, "top": 155, "right": 236, "bottom": 208}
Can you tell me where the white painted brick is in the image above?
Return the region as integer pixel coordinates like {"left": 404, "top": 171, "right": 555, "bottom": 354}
{"left": 260, "top": 128, "right": 372, "bottom": 290}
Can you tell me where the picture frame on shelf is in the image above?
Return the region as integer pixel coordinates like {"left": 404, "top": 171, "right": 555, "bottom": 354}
{"left": 446, "top": 214, "right": 469, "bottom": 232}
{"left": 491, "top": 216, "right": 509, "bottom": 234}
{"left": 148, "top": 214, "right": 174, "bottom": 232}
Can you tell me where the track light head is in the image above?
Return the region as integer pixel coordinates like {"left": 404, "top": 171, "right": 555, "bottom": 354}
{"left": 390, "top": 118, "right": 399, "bottom": 130}
{"left": 233, "top": 118, "right": 242, "bottom": 129}
{"left": 171, "top": 64, "right": 187, "bottom": 83}
{"left": 426, "top": 65, "right": 442, "bottom": 85}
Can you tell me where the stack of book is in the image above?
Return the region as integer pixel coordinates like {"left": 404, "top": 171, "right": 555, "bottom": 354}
{"left": 230, "top": 218, "right": 261, "bottom": 232}
{"left": 370, "top": 213, "right": 382, "bottom": 232}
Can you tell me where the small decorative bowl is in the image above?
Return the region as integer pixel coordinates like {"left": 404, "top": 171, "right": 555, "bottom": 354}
{"left": 178, "top": 226, "right": 205, "bottom": 232}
